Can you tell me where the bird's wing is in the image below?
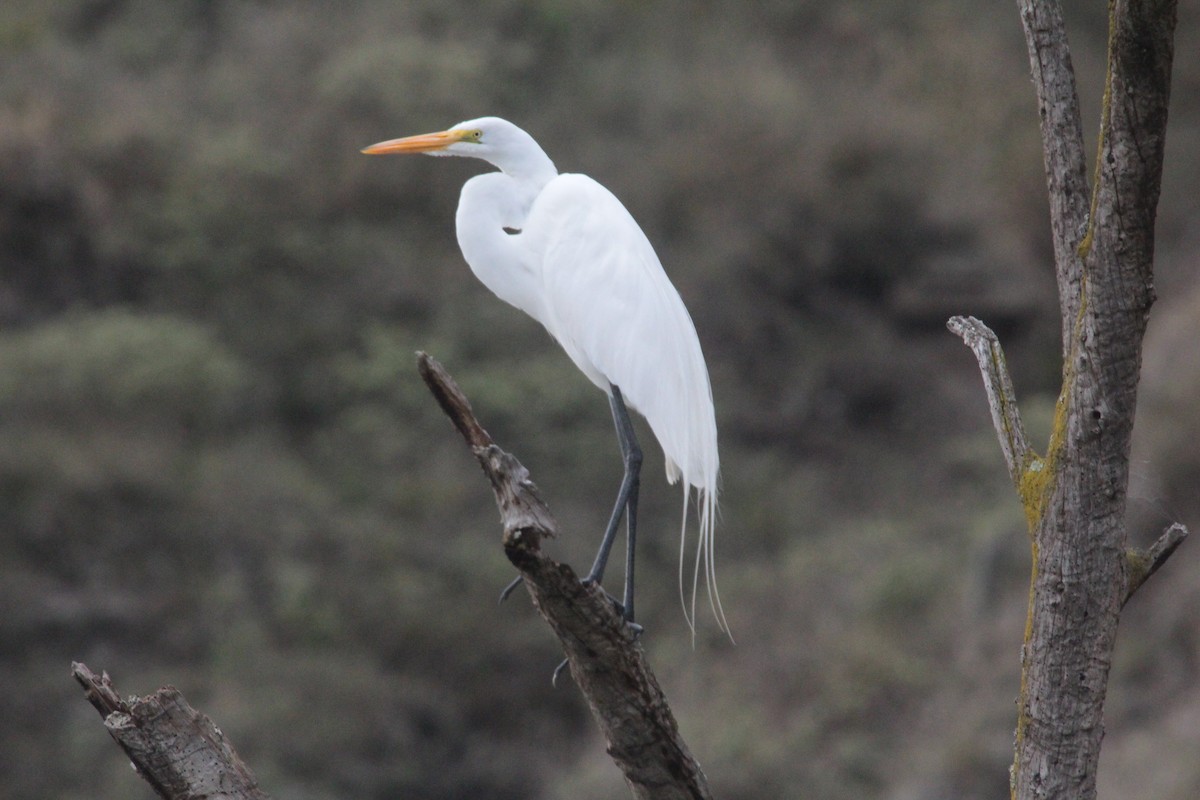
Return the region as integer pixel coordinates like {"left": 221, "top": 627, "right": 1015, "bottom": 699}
{"left": 529, "top": 173, "right": 726, "bottom": 635}
{"left": 525, "top": 173, "right": 718, "bottom": 490}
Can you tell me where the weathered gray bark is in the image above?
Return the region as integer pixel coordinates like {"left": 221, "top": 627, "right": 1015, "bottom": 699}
{"left": 73, "top": 662, "right": 269, "bottom": 800}
{"left": 950, "top": 1, "right": 1182, "bottom": 798}
{"left": 418, "top": 352, "right": 713, "bottom": 800}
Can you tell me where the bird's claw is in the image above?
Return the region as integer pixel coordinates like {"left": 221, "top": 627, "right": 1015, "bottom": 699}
{"left": 503, "top": 576, "right": 641, "bottom": 637}
{"left": 580, "top": 577, "right": 631, "bottom": 616}
{"left": 551, "top": 618, "right": 642, "bottom": 688}
{"left": 578, "top": 579, "right": 645, "bottom": 638}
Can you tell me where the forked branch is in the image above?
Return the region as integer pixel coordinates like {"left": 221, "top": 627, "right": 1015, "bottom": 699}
{"left": 417, "top": 352, "right": 713, "bottom": 800}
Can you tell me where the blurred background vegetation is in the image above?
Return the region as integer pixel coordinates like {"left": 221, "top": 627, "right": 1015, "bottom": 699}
{"left": 1, "top": 1, "right": 1197, "bottom": 798}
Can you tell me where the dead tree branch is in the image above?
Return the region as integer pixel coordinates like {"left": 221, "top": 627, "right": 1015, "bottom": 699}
{"left": 72, "top": 662, "right": 269, "bottom": 800}
{"left": 946, "top": 316, "right": 1032, "bottom": 487}
{"left": 417, "top": 352, "right": 713, "bottom": 800}
{"left": 74, "top": 356, "right": 713, "bottom": 800}
{"left": 1124, "top": 522, "right": 1189, "bottom": 607}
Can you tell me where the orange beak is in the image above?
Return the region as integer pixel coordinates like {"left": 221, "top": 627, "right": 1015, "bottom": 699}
{"left": 361, "top": 129, "right": 466, "bottom": 155}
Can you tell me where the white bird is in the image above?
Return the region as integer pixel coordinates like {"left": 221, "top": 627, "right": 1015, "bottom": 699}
{"left": 363, "top": 117, "right": 725, "bottom": 634}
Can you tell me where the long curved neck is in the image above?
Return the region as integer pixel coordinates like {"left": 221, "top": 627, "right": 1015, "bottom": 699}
{"left": 486, "top": 129, "right": 558, "bottom": 187}
{"left": 455, "top": 172, "right": 547, "bottom": 323}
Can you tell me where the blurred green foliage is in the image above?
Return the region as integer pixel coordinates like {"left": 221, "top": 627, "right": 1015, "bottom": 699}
{"left": 0, "top": 309, "right": 253, "bottom": 425}
{"left": 0, "top": 1, "right": 1197, "bottom": 799}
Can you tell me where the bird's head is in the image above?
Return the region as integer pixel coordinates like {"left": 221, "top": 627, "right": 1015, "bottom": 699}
{"left": 362, "top": 117, "right": 556, "bottom": 181}
{"left": 362, "top": 116, "right": 536, "bottom": 159}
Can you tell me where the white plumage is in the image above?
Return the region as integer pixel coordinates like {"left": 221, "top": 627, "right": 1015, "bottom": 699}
{"left": 364, "top": 117, "right": 725, "bottom": 633}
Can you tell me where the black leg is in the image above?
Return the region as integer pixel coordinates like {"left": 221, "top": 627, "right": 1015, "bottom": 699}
{"left": 583, "top": 385, "right": 642, "bottom": 624}
{"left": 621, "top": 435, "right": 640, "bottom": 622}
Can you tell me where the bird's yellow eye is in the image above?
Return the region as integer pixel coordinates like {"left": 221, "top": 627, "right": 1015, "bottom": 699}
{"left": 466, "top": 129, "right": 483, "bottom": 142}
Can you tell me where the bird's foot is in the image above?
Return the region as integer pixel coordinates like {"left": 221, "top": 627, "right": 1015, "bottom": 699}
{"left": 578, "top": 578, "right": 645, "bottom": 640}
{"left": 551, "top": 619, "right": 643, "bottom": 689}
{"left": 580, "top": 577, "right": 636, "bottom": 621}
{"left": 503, "top": 576, "right": 643, "bottom": 638}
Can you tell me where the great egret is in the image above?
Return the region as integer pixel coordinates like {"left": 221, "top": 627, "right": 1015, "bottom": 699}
{"left": 363, "top": 117, "right": 725, "bottom": 634}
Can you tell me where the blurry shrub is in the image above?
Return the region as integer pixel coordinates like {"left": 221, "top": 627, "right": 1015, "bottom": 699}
{"left": 1137, "top": 286, "right": 1200, "bottom": 521}
{"left": 0, "top": 308, "right": 257, "bottom": 431}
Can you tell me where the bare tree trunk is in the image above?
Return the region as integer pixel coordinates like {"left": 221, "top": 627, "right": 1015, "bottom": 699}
{"left": 950, "top": 1, "right": 1182, "bottom": 798}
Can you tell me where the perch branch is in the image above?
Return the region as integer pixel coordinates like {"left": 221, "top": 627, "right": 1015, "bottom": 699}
{"left": 947, "top": 316, "right": 1032, "bottom": 487}
{"left": 72, "top": 662, "right": 269, "bottom": 800}
{"left": 417, "top": 352, "right": 713, "bottom": 800}
{"left": 1123, "top": 522, "right": 1188, "bottom": 606}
